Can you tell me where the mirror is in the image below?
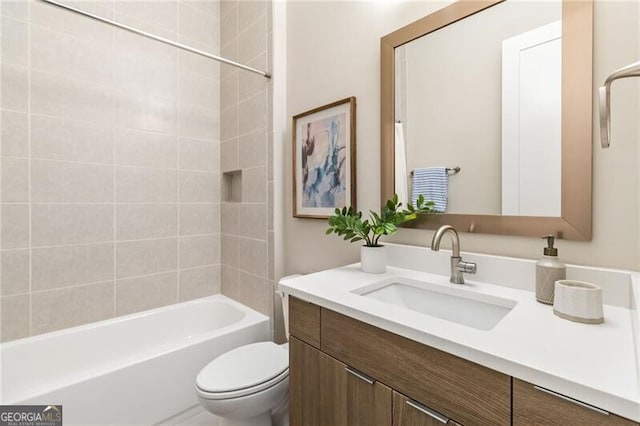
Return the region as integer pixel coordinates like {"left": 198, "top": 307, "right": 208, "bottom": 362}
{"left": 396, "top": 1, "right": 562, "bottom": 216}
{"left": 381, "top": 0, "right": 593, "bottom": 240}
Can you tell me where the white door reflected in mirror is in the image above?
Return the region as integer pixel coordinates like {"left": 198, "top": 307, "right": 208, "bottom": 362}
{"left": 501, "top": 21, "right": 562, "bottom": 217}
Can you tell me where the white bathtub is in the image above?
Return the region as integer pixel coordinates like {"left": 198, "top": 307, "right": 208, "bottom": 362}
{"left": 0, "top": 295, "right": 270, "bottom": 425}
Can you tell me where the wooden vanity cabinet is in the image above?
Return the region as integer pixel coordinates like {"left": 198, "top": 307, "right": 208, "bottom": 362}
{"left": 288, "top": 297, "right": 506, "bottom": 426}
{"left": 513, "top": 379, "right": 638, "bottom": 426}
{"left": 290, "top": 336, "right": 459, "bottom": 426}
{"left": 290, "top": 336, "right": 392, "bottom": 426}
{"left": 289, "top": 297, "right": 638, "bottom": 426}
{"left": 288, "top": 297, "right": 320, "bottom": 348}
{"left": 320, "top": 351, "right": 392, "bottom": 426}
{"left": 320, "top": 308, "right": 510, "bottom": 426}
{"left": 289, "top": 337, "right": 321, "bottom": 425}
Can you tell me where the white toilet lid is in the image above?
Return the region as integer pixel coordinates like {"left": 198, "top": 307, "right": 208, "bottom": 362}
{"left": 196, "top": 342, "right": 288, "bottom": 394}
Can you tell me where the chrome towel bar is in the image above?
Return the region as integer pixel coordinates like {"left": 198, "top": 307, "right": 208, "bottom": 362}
{"left": 410, "top": 167, "right": 460, "bottom": 176}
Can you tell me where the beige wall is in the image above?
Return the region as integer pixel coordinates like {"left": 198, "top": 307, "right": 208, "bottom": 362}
{"left": 1, "top": 0, "right": 222, "bottom": 341}
{"left": 219, "top": 0, "right": 275, "bottom": 319}
{"left": 284, "top": 1, "right": 640, "bottom": 275}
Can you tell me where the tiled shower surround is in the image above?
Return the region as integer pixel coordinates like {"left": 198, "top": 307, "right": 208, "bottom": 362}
{"left": 0, "top": 0, "right": 273, "bottom": 341}
{"left": 218, "top": 0, "right": 274, "bottom": 318}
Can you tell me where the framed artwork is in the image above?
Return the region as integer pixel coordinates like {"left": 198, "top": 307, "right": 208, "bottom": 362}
{"left": 292, "top": 97, "right": 356, "bottom": 218}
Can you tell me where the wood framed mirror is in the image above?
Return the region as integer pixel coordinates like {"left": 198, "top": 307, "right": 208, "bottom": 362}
{"left": 381, "top": 0, "right": 593, "bottom": 240}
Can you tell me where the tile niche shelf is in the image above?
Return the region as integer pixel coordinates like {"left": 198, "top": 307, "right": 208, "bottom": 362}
{"left": 222, "top": 170, "right": 242, "bottom": 203}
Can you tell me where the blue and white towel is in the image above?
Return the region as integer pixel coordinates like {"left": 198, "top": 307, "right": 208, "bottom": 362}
{"left": 412, "top": 167, "right": 448, "bottom": 213}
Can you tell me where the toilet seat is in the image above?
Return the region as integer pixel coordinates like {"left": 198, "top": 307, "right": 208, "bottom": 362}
{"left": 197, "top": 369, "right": 289, "bottom": 400}
{"left": 196, "top": 341, "right": 289, "bottom": 400}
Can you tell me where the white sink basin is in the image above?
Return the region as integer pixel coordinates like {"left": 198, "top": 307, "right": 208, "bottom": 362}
{"left": 353, "top": 277, "right": 517, "bottom": 331}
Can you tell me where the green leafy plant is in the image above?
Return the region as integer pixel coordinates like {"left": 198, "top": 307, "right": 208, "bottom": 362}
{"left": 326, "top": 194, "right": 435, "bottom": 247}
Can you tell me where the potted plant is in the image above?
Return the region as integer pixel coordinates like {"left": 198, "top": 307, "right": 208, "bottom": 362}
{"left": 326, "top": 194, "right": 434, "bottom": 273}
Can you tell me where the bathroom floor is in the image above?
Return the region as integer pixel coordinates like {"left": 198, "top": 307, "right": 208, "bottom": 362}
{"left": 175, "top": 410, "right": 219, "bottom": 426}
{"left": 162, "top": 407, "right": 220, "bottom": 426}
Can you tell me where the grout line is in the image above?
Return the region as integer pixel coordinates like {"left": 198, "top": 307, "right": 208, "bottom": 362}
{"left": 176, "top": 98, "right": 221, "bottom": 115}
{"left": 234, "top": 0, "right": 241, "bottom": 301}
{"left": 176, "top": 0, "right": 182, "bottom": 303}
{"left": 234, "top": 268, "right": 269, "bottom": 283}
{"left": 5, "top": 202, "right": 169, "bottom": 206}
{"left": 220, "top": 2, "right": 237, "bottom": 22}
{"left": 239, "top": 51, "right": 268, "bottom": 71}
{"left": 6, "top": 233, "right": 220, "bottom": 252}
{"left": 3, "top": 201, "right": 222, "bottom": 206}
{"left": 179, "top": 264, "right": 221, "bottom": 274}
{"left": 0, "top": 107, "right": 29, "bottom": 116}
{"left": 29, "top": 65, "right": 113, "bottom": 93}
{"left": 180, "top": 0, "right": 220, "bottom": 18}
{"left": 260, "top": 3, "right": 274, "bottom": 330}
{"left": 236, "top": 9, "right": 266, "bottom": 40}
{"left": 40, "top": 0, "right": 115, "bottom": 24}
{"left": 220, "top": 128, "right": 268, "bottom": 145}
{"left": 112, "top": 15, "right": 117, "bottom": 320}
{"left": 0, "top": 154, "right": 220, "bottom": 173}
{"left": 29, "top": 279, "right": 116, "bottom": 297}
{"left": 1, "top": 13, "right": 28, "bottom": 25}
{"left": 178, "top": 67, "right": 221, "bottom": 86}
{"left": 175, "top": 31, "right": 221, "bottom": 57}
{"left": 29, "top": 65, "right": 221, "bottom": 123}
{"left": 30, "top": 269, "right": 179, "bottom": 296}
{"left": 16, "top": 262, "right": 221, "bottom": 299}
{"left": 27, "top": 0, "right": 33, "bottom": 338}
{"left": 111, "top": 8, "right": 178, "bottom": 39}
{"left": 0, "top": 108, "right": 218, "bottom": 144}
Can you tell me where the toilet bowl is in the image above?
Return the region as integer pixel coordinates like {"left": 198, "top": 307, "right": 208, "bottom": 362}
{"left": 196, "top": 341, "right": 289, "bottom": 426}
{"left": 195, "top": 275, "right": 300, "bottom": 426}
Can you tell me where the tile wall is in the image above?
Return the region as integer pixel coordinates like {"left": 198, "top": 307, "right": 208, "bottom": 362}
{"left": 0, "top": 0, "right": 223, "bottom": 341}
{"left": 219, "top": 0, "right": 274, "bottom": 317}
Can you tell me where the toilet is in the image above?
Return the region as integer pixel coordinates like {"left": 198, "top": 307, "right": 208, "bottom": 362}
{"left": 195, "top": 275, "right": 300, "bottom": 426}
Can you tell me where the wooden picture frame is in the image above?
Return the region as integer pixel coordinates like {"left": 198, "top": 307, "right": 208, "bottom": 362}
{"left": 292, "top": 97, "right": 356, "bottom": 219}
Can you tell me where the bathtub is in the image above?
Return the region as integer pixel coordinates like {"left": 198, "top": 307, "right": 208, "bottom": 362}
{"left": 0, "top": 295, "right": 270, "bottom": 425}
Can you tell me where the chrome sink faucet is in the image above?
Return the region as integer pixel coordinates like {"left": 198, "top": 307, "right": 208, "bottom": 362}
{"left": 430, "top": 225, "right": 477, "bottom": 284}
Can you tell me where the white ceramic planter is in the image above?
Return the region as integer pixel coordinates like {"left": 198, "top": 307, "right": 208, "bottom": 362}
{"left": 553, "top": 280, "right": 604, "bottom": 324}
{"left": 361, "top": 246, "right": 387, "bottom": 274}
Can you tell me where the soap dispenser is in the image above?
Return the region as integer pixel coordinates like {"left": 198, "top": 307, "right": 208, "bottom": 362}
{"left": 536, "top": 235, "right": 566, "bottom": 304}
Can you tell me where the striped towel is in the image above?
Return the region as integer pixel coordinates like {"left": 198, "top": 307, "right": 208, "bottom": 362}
{"left": 412, "top": 167, "right": 448, "bottom": 213}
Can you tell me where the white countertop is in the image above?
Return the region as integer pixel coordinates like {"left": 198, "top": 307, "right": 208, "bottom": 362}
{"left": 279, "top": 262, "right": 640, "bottom": 422}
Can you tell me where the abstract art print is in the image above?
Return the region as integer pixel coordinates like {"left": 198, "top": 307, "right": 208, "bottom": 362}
{"left": 292, "top": 97, "right": 356, "bottom": 218}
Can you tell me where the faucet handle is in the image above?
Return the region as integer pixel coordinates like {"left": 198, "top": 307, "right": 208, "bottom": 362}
{"left": 457, "top": 260, "right": 477, "bottom": 274}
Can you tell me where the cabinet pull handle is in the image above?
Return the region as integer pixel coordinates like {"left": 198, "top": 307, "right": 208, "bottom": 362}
{"left": 345, "top": 366, "right": 376, "bottom": 385}
{"left": 533, "top": 386, "right": 610, "bottom": 416}
{"left": 406, "top": 400, "right": 450, "bottom": 424}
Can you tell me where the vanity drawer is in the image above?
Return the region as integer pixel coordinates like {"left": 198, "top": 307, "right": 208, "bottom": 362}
{"left": 513, "top": 379, "right": 638, "bottom": 425}
{"left": 321, "top": 308, "right": 510, "bottom": 426}
{"left": 289, "top": 297, "right": 321, "bottom": 348}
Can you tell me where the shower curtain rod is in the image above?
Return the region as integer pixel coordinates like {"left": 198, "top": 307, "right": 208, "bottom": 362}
{"left": 38, "top": 0, "right": 271, "bottom": 79}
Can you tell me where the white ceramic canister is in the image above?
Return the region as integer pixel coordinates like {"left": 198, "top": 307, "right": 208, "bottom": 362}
{"left": 553, "top": 280, "right": 604, "bottom": 324}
